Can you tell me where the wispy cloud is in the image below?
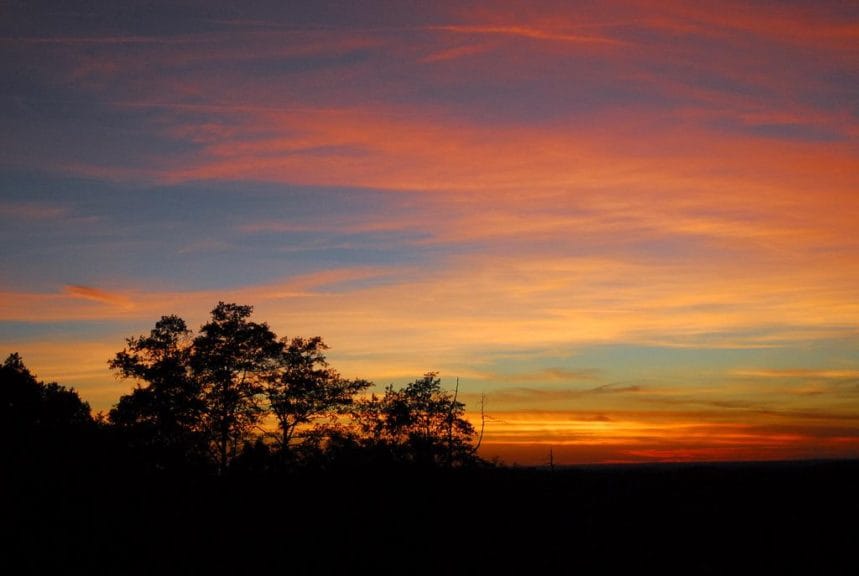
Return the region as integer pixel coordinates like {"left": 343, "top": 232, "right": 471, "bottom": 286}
{"left": 420, "top": 42, "right": 494, "bottom": 63}
{"left": 0, "top": 201, "right": 69, "bottom": 221}
{"left": 64, "top": 285, "right": 135, "bottom": 309}
{"left": 471, "top": 367, "right": 600, "bottom": 384}
{"left": 3, "top": 1, "right": 858, "bottom": 464}
{"left": 733, "top": 369, "right": 859, "bottom": 380}
{"left": 430, "top": 24, "right": 625, "bottom": 46}
{"left": 3, "top": 243, "right": 857, "bottom": 353}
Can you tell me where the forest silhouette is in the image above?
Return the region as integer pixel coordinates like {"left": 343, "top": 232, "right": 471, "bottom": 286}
{"left": 3, "top": 302, "right": 857, "bottom": 574}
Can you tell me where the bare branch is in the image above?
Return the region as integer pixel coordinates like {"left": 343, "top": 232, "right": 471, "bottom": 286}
{"left": 473, "top": 392, "right": 486, "bottom": 455}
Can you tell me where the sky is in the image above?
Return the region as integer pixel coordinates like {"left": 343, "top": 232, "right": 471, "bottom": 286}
{"left": 2, "top": 0, "right": 858, "bottom": 465}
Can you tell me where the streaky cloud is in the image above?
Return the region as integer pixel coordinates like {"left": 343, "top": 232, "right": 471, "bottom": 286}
{"left": 63, "top": 285, "right": 134, "bottom": 309}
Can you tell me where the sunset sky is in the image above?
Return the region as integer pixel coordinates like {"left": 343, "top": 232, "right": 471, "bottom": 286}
{"left": 2, "top": 1, "right": 858, "bottom": 464}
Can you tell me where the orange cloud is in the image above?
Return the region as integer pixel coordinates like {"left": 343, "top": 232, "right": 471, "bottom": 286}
{"left": 142, "top": 104, "right": 858, "bottom": 279}
{"left": 64, "top": 285, "right": 135, "bottom": 308}
{"left": 4, "top": 243, "right": 857, "bottom": 362}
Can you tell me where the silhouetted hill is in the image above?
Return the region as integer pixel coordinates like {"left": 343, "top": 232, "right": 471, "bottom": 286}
{"left": 6, "top": 458, "right": 857, "bottom": 574}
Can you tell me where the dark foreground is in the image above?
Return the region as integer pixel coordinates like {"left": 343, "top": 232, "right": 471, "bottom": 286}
{"left": 6, "top": 459, "right": 858, "bottom": 575}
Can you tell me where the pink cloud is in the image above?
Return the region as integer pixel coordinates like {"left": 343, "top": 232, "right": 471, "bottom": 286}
{"left": 430, "top": 24, "right": 625, "bottom": 46}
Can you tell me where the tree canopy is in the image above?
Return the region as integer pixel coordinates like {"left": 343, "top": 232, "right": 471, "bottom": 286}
{"left": 191, "top": 302, "right": 282, "bottom": 472}
{"left": 265, "top": 336, "right": 371, "bottom": 459}
{"left": 354, "top": 372, "right": 478, "bottom": 467}
{"left": 108, "top": 315, "right": 205, "bottom": 469}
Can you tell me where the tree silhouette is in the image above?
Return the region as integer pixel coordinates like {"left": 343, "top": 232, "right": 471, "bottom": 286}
{"left": 355, "top": 372, "right": 477, "bottom": 467}
{"left": 1, "top": 353, "right": 92, "bottom": 461}
{"left": 108, "top": 316, "right": 205, "bottom": 469}
{"left": 100, "top": 304, "right": 484, "bottom": 472}
{"left": 192, "top": 302, "right": 282, "bottom": 472}
{"left": 265, "top": 336, "right": 370, "bottom": 461}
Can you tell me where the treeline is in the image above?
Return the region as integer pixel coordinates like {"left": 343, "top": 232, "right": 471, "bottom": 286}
{"left": 5, "top": 305, "right": 858, "bottom": 574}
{"left": 2, "top": 302, "right": 483, "bottom": 475}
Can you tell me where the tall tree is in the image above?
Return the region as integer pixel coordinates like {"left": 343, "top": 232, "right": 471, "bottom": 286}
{"left": 108, "top": 315, "right": 204, "bottom": 468}
{"left": 265, "top": 336, "right": 370, "bottom": 458}
{"left": 355, "top": 372, "right": 477, "bottom": 467}
{"left": 192, "top": 302, "right": 282, "bottom": 472}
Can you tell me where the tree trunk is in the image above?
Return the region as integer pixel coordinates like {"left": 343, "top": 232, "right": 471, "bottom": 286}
{"left": 219, "top": 422, "right": 229, "bottom": 474}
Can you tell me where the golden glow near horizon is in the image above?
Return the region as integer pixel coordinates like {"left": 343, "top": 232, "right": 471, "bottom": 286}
{"left": 1, "top": 1, "right": 858, "bottom": 464}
